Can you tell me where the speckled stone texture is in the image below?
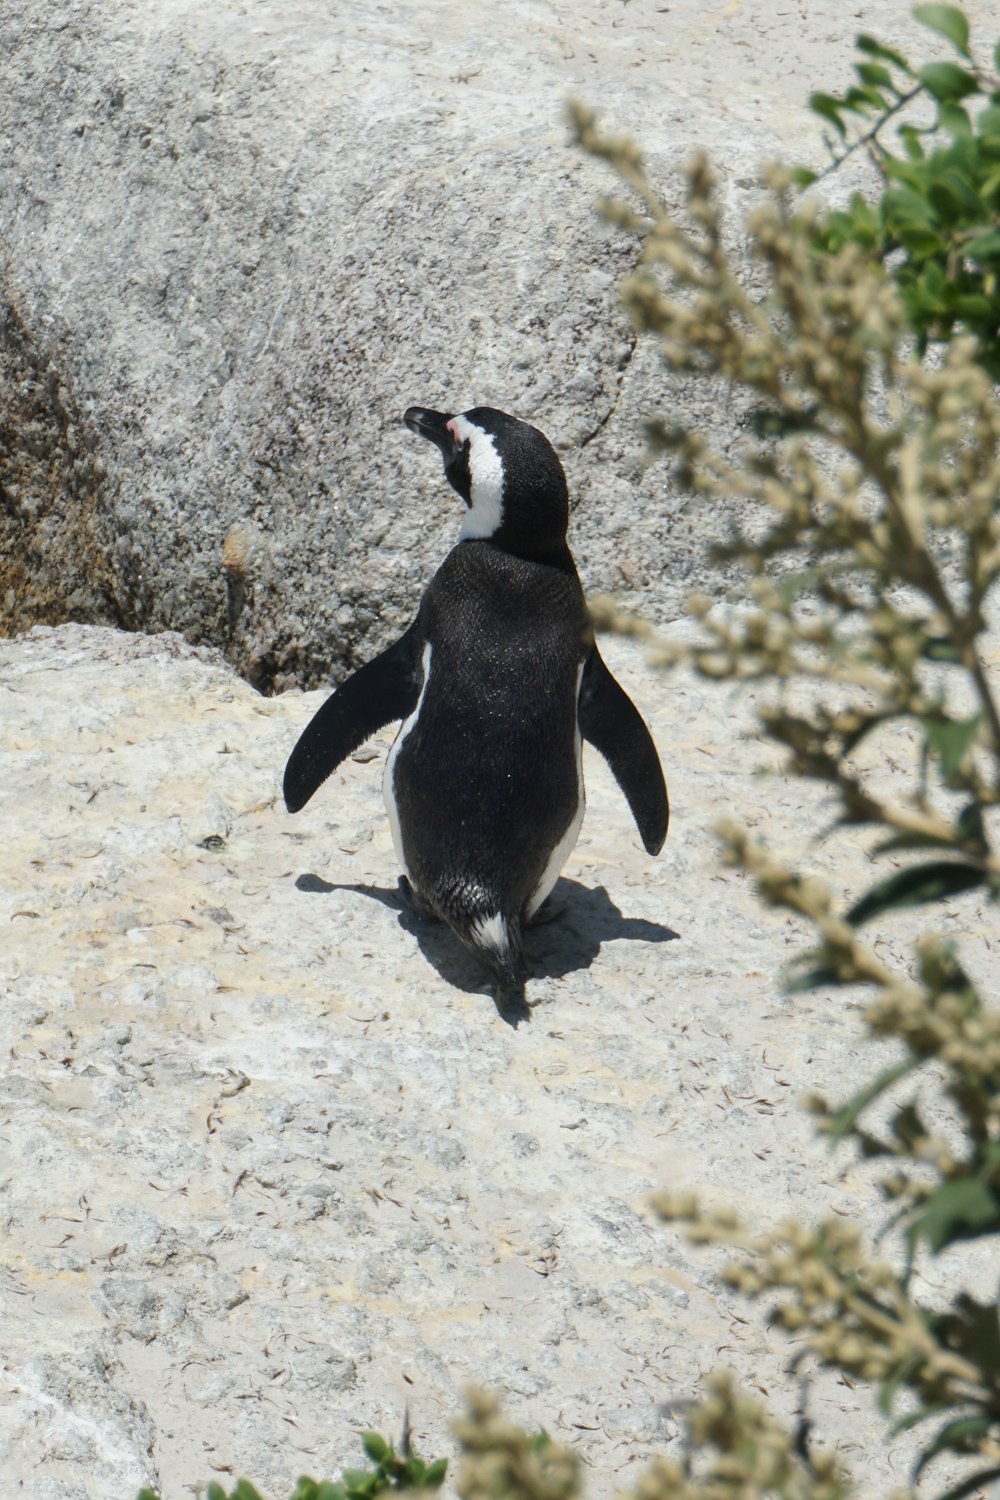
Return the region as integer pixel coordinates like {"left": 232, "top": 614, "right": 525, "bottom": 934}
{"left": 3, "top": 622, "right": 996, "bottom": 1497}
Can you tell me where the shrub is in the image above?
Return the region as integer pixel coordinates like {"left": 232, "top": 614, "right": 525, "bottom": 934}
{"left": 566, "top": 4, "right": 1000, "bottom": 1489}
{"left": 800, "top": 4, "right": 1000, "bottom": 379}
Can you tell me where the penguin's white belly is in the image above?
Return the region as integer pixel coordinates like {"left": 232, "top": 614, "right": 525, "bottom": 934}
{"left": 382, "top": 640, "right": 433, "bottom": 879}
{"left": 525, "top": 661, "right": 586, "bottom": 919}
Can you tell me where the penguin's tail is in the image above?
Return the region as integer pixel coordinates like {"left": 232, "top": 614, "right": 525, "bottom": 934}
{"left": 462, "top": 908, "right": 530, "bottom": 1026}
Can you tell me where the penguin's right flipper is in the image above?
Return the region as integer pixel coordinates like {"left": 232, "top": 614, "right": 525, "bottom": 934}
{"left": 578, "top": 645, "right": 669, "bottom": 855}
{"left": 283, "top": 621, "right": 423, "bottom": 814}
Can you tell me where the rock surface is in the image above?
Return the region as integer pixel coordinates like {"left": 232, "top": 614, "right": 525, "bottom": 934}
{"left": 2, "top": 621, "right": 995, "bottom": 1499}
{"left": 0, "top": 0, "right": 956, "bottom": 685}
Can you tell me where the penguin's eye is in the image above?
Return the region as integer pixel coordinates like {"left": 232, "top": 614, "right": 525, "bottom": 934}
{"left": 445, "top": 425, "right": 470, "bottom": 466}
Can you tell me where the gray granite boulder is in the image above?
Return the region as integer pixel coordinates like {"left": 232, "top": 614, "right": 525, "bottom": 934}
{"left": 0, "top": 0, "right": 931, "bottom": 687}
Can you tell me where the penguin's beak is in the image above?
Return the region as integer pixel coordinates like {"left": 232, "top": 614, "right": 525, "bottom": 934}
{"left": 404, "top": 406, "right": 459, "bottom": 458}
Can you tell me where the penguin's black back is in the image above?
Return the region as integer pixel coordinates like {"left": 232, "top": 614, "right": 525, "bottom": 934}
{"left": 392, "top": 540, "right": 589, "bottom": 923}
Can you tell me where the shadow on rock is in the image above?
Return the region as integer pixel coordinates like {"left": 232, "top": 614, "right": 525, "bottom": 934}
{"left": 293, "top": 873, "right": 679, "bottom": 1019}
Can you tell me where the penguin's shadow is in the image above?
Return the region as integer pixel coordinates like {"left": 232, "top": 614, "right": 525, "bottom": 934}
{"left": 293, "top": 872, "right": 679, "bottom": 1006}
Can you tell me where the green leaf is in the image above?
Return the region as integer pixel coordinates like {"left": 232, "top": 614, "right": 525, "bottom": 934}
{"left": 361, "top": 1433, "right": 391, "bottom": 1465}
{"left": 931, "top": 1292, "right": 1000, "bottom": 1382}
{"left": 205, "top": 1486, "right": 229, "bottom": 1500}
{"left": 857, "top": 33, "right": 913, "bottom": 73}
{"left": 938, "top": 101, "right": 973, "bottom": 136}
{"left": 913, "top": 4, "right": 971, "bottom": 58}
{"left": 314, "top": 1485, "right": 347, "bottom": 1500}
{"left": 822, "top": 1057, "right": 921, "bottom": 1146}
{"left": 884, "top": 184, "right": 937, "bottom": 227}
{"left": 918, "top": 61, "right": 980, "bottom": 102}
{"left": 877, "top": 1351, "right": 924, "bottom": 1415}
{"left": 939, "top": 166, "right": 985, "bottom": 214}
{"left": 914, "top": 1413, "right": 994, "bottom": 1478}
{"left": 847, "top": 861, "right": 985, "bottom": 925}
{"left": 774, "top": 567, "right": 822, "bottom": 606}
{"left": 843, "top": 84, "right": 889, "bottom": 115}
{"left": 937, "top": 1466, "right": 1000, "bottom": 1500}
{"left": 232, "top": 1485, "right": 266, "bottom": 1500}
{"left": 810, "top": 92, "right": 847, "bottom": 136}
{"left": 424, "top": 1458, "right": 449, "bottom": 1487}
{"left": 889, "top": 1401, "right": 951, "bottom": 1437}
{"left": 927, "top": 175, "right": 961, "bottom": 219}
{"left": 816, "top": 198, "right": 883, "bottom": 251}
{"left": 291, "top": 1480, "right": 321, "bottom": 1500}
{"left": 955, "top": 292, "right": 995, "bottom": 320}
{"left": 817, "top": 209, "right": 856, "bottom": 249}
{"left": 922, "top": 713, "right": 981, "bottom": 776}
{"left": 964, "top": 229, "right": 1000, "bottom": 259}
{"left": 884, "top": 152, "right": 932, "bottom": 188}
{"left": 873, "top": 830, "right": 956, "bottom": 855}
{"left": 136, "top": 1492, "right": 162, "bottom": 1500}
{"left": 899, "top": 124, "right": 927, "bottom": 159}
{"left": 856, "top": 61, "right": 895, "bottom": 90}
{"left": 919, "top": 254, "right": 946, "bottom": 291}
{"left": 908, "top": 1178, "right": 1000, "bottom": 1254}
{"left": 877, "top": 805, "right": 985, "bottom": 857}
{"left": 942, "top": 129, "right": 978, "bottom": 172}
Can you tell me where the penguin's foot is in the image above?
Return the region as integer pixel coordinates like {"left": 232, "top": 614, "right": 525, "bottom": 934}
{"left": 494, "top": 984, "right": 531, "bottom": 1028}
{"left": 396, "top": 875, "right": 438, "bottom": 921}
{"left": 526, "top": 896, "right": 566, "bottom": 928}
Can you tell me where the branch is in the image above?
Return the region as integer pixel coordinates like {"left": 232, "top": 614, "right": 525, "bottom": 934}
{"left": 815, "top": 84, "right": 924, "bottom": 183}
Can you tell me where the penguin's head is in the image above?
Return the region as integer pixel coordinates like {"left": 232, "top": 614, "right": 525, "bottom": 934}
{"left": 404, "top": 405, "right": 570, "bottom": 559}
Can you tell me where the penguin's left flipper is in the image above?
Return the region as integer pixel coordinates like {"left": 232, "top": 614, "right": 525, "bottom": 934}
{"left": 283, "top": 621, "right": 422, "bottom": 814}
{"left": 578, "top": 645, "right": 669, "bottom": 855}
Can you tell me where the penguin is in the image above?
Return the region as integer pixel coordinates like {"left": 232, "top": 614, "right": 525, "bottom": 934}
{"left": 283, "top": 405, "right": 668, "bottom": 1023}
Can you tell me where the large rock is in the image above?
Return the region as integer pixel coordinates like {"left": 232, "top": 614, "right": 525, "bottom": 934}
{"left": 2, "top": 622, "right": 993, "bottom": 1497}
{"left": 0, "top": 0, "right": 931, "bottom": 687}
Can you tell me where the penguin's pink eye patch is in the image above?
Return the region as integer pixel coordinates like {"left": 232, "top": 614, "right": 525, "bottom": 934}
{"left": 446, "top": 419, "right": 463, "bottom": 446}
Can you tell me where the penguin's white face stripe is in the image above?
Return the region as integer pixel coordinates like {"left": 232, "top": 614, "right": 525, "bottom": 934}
{"left": 451, "top": 415, "right": 505, "bottom": 541}
{"left": 383, "top": 641, "right": 433, "bottom": 882}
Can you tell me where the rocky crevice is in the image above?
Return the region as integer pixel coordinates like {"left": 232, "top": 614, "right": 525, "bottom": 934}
{"left": 577, "top": 328, "right": 640, "bottom": 453}
{"left": 0, "top": 294, "right": 127, "bottom": 636}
